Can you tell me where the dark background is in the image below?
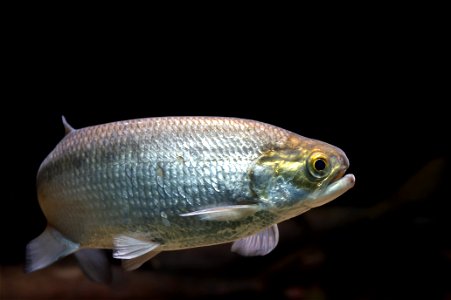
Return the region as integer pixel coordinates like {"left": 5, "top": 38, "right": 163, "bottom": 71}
{"left": 1, "top": 12, "right": 449, "bottom": 300}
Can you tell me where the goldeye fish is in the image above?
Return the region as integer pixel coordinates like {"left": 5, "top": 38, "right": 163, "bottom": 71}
{"left": 27, "top": 116, "right": 355, "bottom": 282}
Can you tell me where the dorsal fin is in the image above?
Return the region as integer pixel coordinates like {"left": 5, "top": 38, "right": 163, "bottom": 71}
{"left": 62, "top": 116, "right": 75, "bottom": 135}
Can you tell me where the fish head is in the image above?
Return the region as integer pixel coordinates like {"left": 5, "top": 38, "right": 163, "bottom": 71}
{"left": 250, "top": 135, "right": 355, "bottom": 220}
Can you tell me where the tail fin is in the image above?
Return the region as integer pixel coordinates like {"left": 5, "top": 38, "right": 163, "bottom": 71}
{"left": 26, "top": 226, "right": 79, "bottom": 273}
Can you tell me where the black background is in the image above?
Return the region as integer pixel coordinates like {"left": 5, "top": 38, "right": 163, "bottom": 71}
{"left": 1, "top": 14, "right": 449, "bottom": 299}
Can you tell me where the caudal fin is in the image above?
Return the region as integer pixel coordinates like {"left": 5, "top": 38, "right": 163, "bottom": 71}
{"left": 26, "top": 226, "right": 79, "bottom": 273}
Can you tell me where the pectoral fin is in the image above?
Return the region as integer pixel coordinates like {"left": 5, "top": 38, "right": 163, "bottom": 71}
{"left": 180, "top": 204, "right": 259, "bottom": 221}
{"left": 231, "top": 224, "right": 279, "bottom": 256}
{"left": 113, "top": 235, "right": 160, "bottom": 260}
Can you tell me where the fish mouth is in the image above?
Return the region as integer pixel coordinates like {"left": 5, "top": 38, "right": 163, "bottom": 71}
{"left": 329, "top": 173, "right": 355, "bottom": 194}
{"left": 304, "top": 173, "right": 355, "bottom": 208}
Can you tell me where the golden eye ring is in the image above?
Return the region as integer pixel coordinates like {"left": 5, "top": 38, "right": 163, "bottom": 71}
{"left": 308, "top": 152, "right": 330, "bottom": 179}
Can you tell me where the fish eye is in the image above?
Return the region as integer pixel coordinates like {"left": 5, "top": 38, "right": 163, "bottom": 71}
{"left": 314, "top": 158, "right": 326, "bottom": 171}
{"left": 308, "top": 152, "right": 330, "bottom": 179}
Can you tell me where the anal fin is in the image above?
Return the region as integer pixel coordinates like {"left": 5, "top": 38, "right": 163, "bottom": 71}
{"left": 75, "top": 249, "right": 112, "bottom": 284}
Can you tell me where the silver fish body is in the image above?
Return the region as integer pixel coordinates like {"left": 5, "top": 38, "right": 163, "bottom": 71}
{"left": 28, "top": 116, "right": 355, "bottom": 281}
{"left": 39, "top": 117, "right": 290, "bottom": 248}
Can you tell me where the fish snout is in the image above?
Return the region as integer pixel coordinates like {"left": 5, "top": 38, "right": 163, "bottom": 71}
{"left": 330, "top": 148, "right": 351, "bottom": 183}
{"left": 336, "top": 153, "right": 354, "bottom": 187}
{"left": 344, "top": 153, "right": 350, "bottom": 169}
{"left": 337, "top": 148, "right": 350, "bottom": 170}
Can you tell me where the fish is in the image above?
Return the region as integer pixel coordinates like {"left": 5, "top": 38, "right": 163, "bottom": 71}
{"left": 26, "top": 116, "right": 355, "bottom": 282}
